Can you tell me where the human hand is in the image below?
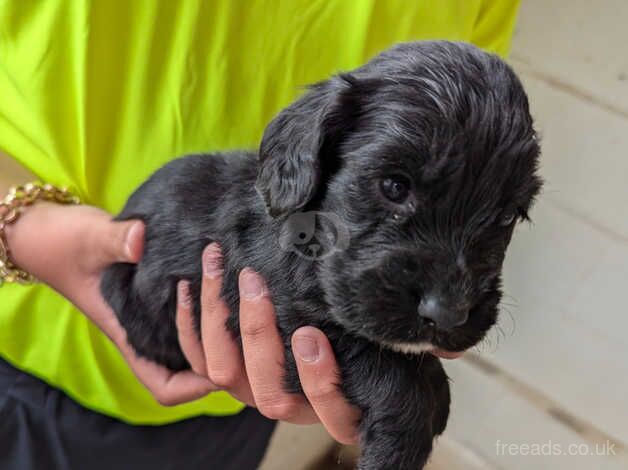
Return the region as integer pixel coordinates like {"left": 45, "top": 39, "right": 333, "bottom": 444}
{"left": 5, "top": 202, "right": 216, "bottom": 403}
{"left": 6, "top": 204, "right": 360, "bottom": 444}
{"left": 175, "top": 243, "right": 360, "bottom": 444}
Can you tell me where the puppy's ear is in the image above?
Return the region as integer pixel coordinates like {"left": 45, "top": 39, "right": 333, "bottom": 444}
{"left": 256, "top": 76, "right": 356, "bottom": 218}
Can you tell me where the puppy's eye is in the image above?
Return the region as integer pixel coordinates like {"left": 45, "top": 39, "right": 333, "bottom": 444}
{"left": 500, "top": 212, "right": 517, "bottom": 227}
{"left": 380, "top": 175, "right": 410, "bottom": 203}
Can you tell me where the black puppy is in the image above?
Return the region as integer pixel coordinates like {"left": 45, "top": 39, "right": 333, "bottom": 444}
{"left": 102, "top": 41, "right": 541, "bottom": 469}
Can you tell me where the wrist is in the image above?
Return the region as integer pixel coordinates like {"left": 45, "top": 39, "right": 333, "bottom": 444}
{"left": 3, "top": 201, "right": 54, "bottom": 275}
{"left": 1, "top": 183, "right": 80, "bottom": 285}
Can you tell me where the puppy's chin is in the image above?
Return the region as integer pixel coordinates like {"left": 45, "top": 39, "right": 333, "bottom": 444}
{"left": 381, "top": 341, "right": 434, "bottom": 356}
{"left": 333, "top": 314, "right": 488, "bottom": 356}
{"left": 380, "top": 327, "right": 491, "bottom": 357}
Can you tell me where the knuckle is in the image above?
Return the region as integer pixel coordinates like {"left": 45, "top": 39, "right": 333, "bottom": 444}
{"left": 305, "top": 381, "right": 340, "bottom": 404}
{"left": 240, "top": 321, "right": 269, "bottom": 342}
{"left": 201, "top": 296, "right": 225, "bottom": 314}
{"left": 177, "top": 324, "right": 198, "bottom": 338}
{"left": 191, "top": 364, "right": 208, "bottom": 378}
{"left": 207, "top": 367, "right": 241, "bottom": 389}
{"left": 256, "top": 396, "right": 300, "bottom": 420}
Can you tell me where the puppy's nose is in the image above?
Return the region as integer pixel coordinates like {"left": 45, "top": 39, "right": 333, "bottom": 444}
{"left": 308, "top": 243, "right": 320, "bottom": 255}
{"left": 418, "top": 295, "right": 468, "bottom": 330}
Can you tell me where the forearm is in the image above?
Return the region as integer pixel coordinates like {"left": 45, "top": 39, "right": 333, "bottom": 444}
{"left": 0, "top": 150, "right": 35, "bottom": 195}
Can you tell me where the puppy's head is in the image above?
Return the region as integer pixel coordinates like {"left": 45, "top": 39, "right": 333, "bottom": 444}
{"left": 257, "top": 41, "right": 542, "bottom": 354}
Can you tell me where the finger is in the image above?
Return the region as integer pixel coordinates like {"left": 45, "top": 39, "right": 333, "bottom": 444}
{"left": 200, "top": 244, "right": 255, "bottom": 405}
{"left": 292, "top": 327, "right": 361, "bottom": 445}
{"left": 176, "top": 281, "right": 208, "bottom": 376}
{"left": 239, "top": 268, "right": 317, "bottom": 423}
{"left": 104, "top": 219, "right": 145, "bottom": 264}
{"left": 138, "top": 362, "right": 216, "bottom": 406}
{"left": 115, "top": 332, "right": 217, "bottom": 406}
{"left": 91, "top": 277, "right": 215, "bottom": 407}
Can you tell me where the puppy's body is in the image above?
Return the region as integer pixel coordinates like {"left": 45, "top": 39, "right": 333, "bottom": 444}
{"left": 102, "top": 152, "right": 449, "bottom": 468}
{"left": 102, "top": 41, "right": 541, "bottom": 470}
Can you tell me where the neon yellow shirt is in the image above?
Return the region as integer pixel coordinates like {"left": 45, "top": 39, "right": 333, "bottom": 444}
{"left": 0, "top": 0, "right": 520, "bottom": 424}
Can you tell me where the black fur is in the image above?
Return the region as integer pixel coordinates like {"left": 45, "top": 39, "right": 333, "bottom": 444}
{"left": 101, "top": 41, "right": 542, "bottom": 469}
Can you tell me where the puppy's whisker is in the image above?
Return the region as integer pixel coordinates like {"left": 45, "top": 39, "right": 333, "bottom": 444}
{"left": 497, "top": 306, "right": 517, "bottom": 337}
{"left": 501, "top": 292, "right": 520, "bottom": 306}
{"left": 417, "top": 349, "right": 426, "bottom": 372}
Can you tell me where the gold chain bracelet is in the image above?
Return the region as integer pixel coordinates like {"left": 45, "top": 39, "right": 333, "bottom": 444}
{"left": 0, "top": 182, "right": 80, "bottom": 286}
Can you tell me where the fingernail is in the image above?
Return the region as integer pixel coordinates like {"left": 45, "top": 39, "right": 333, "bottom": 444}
{"left": 293, "top": 335, "right": 319, "bottom": 363}
{"left": 178, "top": 282, "right": 191, "bottom": 306}
{"left": 239, "top": 268, "right": 266, "bottom": 300}
{"left": 203, "top": 243, "right": 223, "bottom": 278}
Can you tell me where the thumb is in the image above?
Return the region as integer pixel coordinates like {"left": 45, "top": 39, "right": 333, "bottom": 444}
{"left": 102, "top": 219, "right": 145, "bottom": 264}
